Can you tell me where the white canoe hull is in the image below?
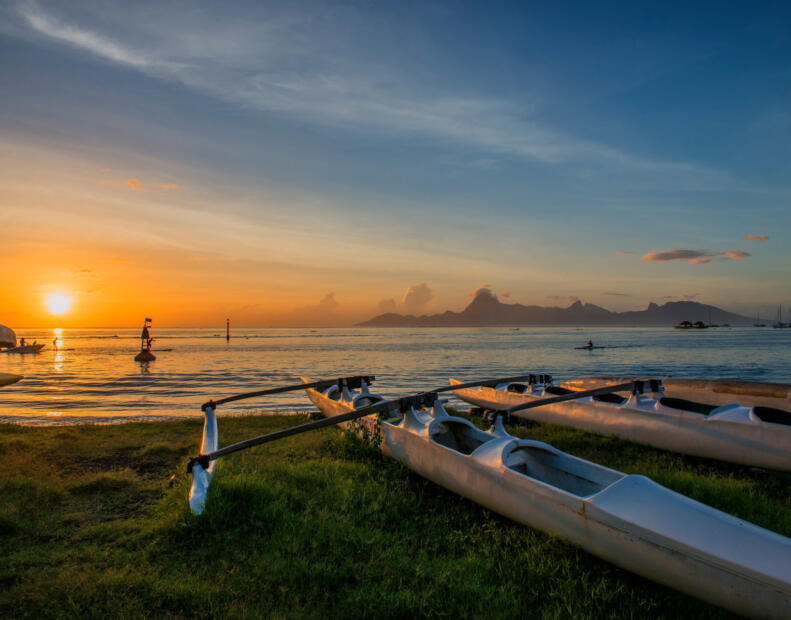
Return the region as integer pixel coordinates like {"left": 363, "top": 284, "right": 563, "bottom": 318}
{"left": 562, "top": 376, "right": 791, "bottom": 410}
{"left": 304, "top": 379, "right": 791, "bottom": 618}
{"left": 451, "top": 379, "right": 791, "bottom": 472}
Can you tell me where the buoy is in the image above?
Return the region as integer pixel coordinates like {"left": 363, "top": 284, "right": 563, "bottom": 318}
{"left": 135, "top": 317, "right": 156, "bottom": 362}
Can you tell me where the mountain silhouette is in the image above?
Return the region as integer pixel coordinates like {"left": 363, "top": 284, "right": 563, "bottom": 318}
{"left": 356, "top": 291, "right": 752, "bottom": 327}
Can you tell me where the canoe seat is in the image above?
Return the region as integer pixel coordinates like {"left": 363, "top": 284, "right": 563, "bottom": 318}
{"left": 659, "top": 397, "right": 717, "bottom": 415}
{"left": 506, "top": 383, "right": 528, "bottom": 394}
{"left": 505, "top": 446, "right": 623, "bottom": 497}
{"left": 432, "top": 421, "right": 490, "bottom": 455}
{"left": 545, "top": 386, "right": 574, "bottom": 396}
{"left": 753, "top": 406, "right": 791, "bottom": 426}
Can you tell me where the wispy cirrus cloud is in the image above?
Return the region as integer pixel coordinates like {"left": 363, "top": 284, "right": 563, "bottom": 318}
{"left": 639, "top": 248, "right": 751, "bottom": 265}
{"left": 12, "top": 2, "right": 717, "bottom": 173}
{"left": 22, "top": 7, "right": 152, "bottom": 68}
{"left": 100, "top": 177, "right": 177, "bottom": 191}
{"left": 616, "top": 251, "right": 635, "bottom": 256}
{"left": 745, "top": 234, "right": 768, "bottom": 242}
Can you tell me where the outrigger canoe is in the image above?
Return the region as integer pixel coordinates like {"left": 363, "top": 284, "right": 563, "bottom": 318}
{"left": 300, "top": 377, "right": 791, "bottom": 618}
{"left": 451, "top": 376, "right": 791, "bottom": 472}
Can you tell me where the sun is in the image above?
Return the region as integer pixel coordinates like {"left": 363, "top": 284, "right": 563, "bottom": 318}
{"left": 46, "top": 294, "right": 72, "bottom": 315}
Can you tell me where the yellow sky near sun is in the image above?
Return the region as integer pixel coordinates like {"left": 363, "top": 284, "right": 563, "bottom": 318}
{"left": 1, "top": 140, "right": 548, "bottom": 326}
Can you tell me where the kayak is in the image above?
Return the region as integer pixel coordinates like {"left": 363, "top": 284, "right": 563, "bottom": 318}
{"left": 0, "top": 373, "right": 22, "bottom": 387}
{"left": 450, "top": 377, "right": 791, "bottom": 472}
{"left": 303, "top": 377, "right": 791, "bottom": 618}
{"left": 573, "top": 345, "right": 606, "bottom": 350}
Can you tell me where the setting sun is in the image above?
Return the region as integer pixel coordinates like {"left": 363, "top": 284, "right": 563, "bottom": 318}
{"left": 46, "top": 293, "right": 72, "bottom": 315}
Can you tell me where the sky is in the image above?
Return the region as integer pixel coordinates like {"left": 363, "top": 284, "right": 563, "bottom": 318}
{"left": 1, "top": 0, "right": 789, "bottom": 326}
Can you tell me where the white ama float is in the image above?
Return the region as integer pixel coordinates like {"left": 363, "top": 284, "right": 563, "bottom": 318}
{"left": 301, "top": 377, "right": 791, "bottom": 619}
{"left": 188, "top": 404, "right": 218, "bottom": 514}
{"left": 450, "top": 376, "right": 791, "bottom": 472}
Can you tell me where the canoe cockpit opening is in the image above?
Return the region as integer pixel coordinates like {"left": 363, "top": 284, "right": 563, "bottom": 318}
{"left": 753, "top": 406, "right": 791, "bottom": 426}
{"left": 505, "top": 446, "right": 623, "bottom": 497}
{"left": 545, "top": 386, "right": 574, "bottom": 396}
{"left": 354, "top": 395, "right": 384, "bottom": 409}
{"left": 545, "top": 385, "right": 626, "bottom": 404}
{"left": 593, "top": 393, "right": 627, "bottom": 405}
{"left": 325, "top": 386, "right": 342, "bottom": 401}
{"left": 431, "top": 421, "right": 492, "bottom": 455}
{"left": 659, "top": 397, "right": 717, "bottom": 416}
{"left": 506, "top": 383, "right": 528, "bottom": 394}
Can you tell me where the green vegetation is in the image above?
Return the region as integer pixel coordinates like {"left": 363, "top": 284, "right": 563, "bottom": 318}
{"left": 1, "top": 412, "right": 789, "bottom": 618}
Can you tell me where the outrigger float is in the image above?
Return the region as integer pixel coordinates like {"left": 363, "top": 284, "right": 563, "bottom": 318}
{"left": 450, "top": 375, "right": 791, "bottom": 471}
{"left": 187, "top": 375, "right": 791, "bottom": 619}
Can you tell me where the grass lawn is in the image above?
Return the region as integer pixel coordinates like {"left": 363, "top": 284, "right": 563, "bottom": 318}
{"left": 1, "top": 410, "right": 789, "bottom": 618}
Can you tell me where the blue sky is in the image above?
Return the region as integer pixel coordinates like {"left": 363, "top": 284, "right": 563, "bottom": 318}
{"left": 1, "top": 0, "right": 789, "bottom": 325}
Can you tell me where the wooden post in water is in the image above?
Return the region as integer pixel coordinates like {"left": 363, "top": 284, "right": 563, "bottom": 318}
{"left": 226, "top": 318, "right": 230, "bottom": 342}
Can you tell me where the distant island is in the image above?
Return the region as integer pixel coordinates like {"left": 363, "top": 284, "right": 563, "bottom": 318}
{"left": 357, "top": 291, "right": 753, "bottom": 327}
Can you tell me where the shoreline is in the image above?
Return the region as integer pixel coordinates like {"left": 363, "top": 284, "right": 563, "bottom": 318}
{"left": 0, "top": 408, "right": 311, "bottom": 427}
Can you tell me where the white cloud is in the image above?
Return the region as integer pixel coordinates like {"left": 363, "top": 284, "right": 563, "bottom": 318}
{"left": 468, "top": 284, "right": 494, "bottom": 298}
{"left": 402, "top": 283, "right": 434, "bottom": 315}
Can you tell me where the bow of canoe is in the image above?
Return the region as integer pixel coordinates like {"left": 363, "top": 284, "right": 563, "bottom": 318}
{"left": 0, "top": 373, "right": 22, "bottom": 387}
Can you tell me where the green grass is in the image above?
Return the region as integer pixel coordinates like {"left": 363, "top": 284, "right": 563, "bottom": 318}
{"left": 1, "top": 412, "right": 789, "bottom": 619}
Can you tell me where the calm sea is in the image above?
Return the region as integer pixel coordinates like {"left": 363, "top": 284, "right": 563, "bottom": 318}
{"left": 1, "top": 326, "right": 789, "bottom": 425}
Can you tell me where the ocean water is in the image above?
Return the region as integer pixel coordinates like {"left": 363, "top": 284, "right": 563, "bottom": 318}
{"left": 1, "top": 326, "right": 789, "bottom": 425}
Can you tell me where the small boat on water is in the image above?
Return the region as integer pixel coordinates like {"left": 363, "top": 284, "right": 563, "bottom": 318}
{"left": 451, "top": 376, "right": 791, "bottom": 471}
{"left": 297, "top": 377, "right": 791, "bottom": 618}
{"left": 0, "top": 324, "right": 44, "bottom": 353}
{"left": 772, "top": 305, "right": 789, "bottom": 328}
{"left": 1, "top": 343, "right": 45, "bottom": 354}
